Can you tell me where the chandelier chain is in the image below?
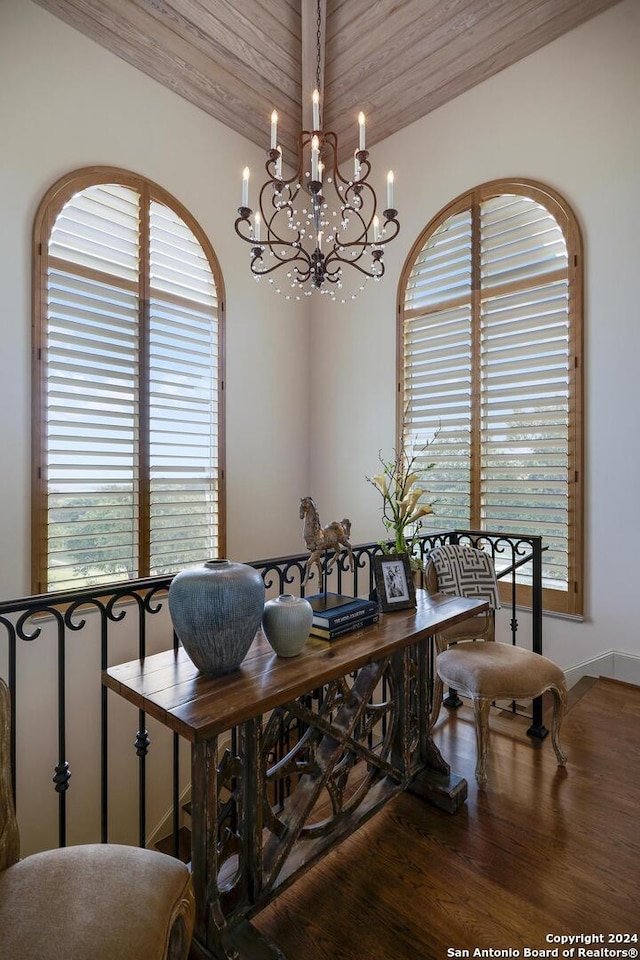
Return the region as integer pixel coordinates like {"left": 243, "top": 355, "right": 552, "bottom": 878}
{"left": 315, "top": 0, "right": 322, "bottom": 97}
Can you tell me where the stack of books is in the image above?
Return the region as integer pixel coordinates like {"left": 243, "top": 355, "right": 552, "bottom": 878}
{"left": 306, "top": 593, "right": 379, "bottom": 642}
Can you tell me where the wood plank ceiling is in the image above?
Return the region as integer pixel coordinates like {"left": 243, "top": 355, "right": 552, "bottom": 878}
{"left": 35, "top": 0, "right": 620, "bottom": 163}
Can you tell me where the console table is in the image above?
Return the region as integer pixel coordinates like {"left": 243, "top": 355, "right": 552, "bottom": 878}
{"left": 104, "top": 589, "right": 487, "bottom": 960}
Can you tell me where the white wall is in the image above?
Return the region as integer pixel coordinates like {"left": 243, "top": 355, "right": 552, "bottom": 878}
{"left": 310, "top": 0, "right": 640, "bottom": 677}
{"left": 0, "top": 0, "right": 311, "bottom": 600}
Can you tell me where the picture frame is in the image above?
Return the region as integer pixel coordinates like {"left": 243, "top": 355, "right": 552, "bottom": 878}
{"left": 373, "top": 553, "right": 416, "bottom": 612}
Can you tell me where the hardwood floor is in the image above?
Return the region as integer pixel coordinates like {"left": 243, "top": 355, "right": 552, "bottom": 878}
{"left": 251, "top": 678, "right": 640, "bottom": 959}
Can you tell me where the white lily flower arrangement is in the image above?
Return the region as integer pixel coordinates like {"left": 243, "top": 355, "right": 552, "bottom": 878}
{"left": 366, "top": 430, "right": 437, "bottom": 569}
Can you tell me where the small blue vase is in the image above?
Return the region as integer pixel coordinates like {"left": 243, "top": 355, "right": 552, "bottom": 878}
{"left": 168, "top": 559, "right": 265, "bottom": 675}
{"left": 262, "top": 594, "right": 313, "bottom": 657}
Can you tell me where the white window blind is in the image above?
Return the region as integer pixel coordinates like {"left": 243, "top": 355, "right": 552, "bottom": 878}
{"left": 148, "top": 201, "right": 220, "bottom": 576}
{"left": 37, "top": 176, "right": 221, "bottom": 591}
{"left": 404, "top": 210, "right": 473, "bottom": 530}
{"left": 480, "top": 281, "right": 570, "bottom": 589}
{"left": 401, "top": 183, "right": 581, "bottom": 612}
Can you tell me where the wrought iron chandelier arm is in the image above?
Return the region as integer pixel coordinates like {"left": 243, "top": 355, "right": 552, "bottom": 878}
{"left": 323, "top": 252, "right": 385, "bottom": 283}
{"left": 333, "top": 149, "right": 371, "bottom": 192}
{"left": 332, "top": 201, "right": 373, "bottom": 250}
{"left": 379, "top": 213, "right": 400, "bottom": 245}
{"left": 259, "top": 184, "right": 302, "bottom": 253}
{"left": 234, "top": 209, "right": 256, "bottom": 244}
{"left": 251, "top": 253, "right": 313, "bottom": 278}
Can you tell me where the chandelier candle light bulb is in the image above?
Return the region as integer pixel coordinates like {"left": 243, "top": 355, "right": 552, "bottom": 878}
{"left": 271, "top": 110, "right": 278, "bottom": 149}
{"left": 358, "top": 111, "right": 366, "bottom": 150}
{"left": 312, "top": 89, "right": 320, "bottom": 130}
{"left": 242, "top": 166, "right": 249, "bottom": 208}
{"left": 387, "top": 171, "right": 394, "bottom": 211}
{"left": 254, "top": 211, "right": 261, "bottom": 243}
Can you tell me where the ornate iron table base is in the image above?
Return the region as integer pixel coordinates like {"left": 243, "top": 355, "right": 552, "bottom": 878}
{"left": 104, "top": 590, "right": 487, "bottom": 960}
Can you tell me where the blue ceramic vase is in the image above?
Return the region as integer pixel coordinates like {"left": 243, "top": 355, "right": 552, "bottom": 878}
{"left": 262, "top": 594, "right": 313, "bottom": 657}
{"left": 168, "top": 559, "right": 265, "bottom": 676}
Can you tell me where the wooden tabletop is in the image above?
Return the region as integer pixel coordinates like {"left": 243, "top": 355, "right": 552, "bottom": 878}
{"left": 103, "top": 590, "right": 488, "bottom": 743}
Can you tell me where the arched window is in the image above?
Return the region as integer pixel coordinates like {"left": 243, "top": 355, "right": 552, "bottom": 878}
{"left": 398, "top": 179, "right": 583, "bottom": 616}
{"left": 32, "top": 168, "right": 225, "bottom": 593}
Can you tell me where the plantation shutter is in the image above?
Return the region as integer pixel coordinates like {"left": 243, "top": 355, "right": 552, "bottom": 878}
{"left": 35, "top": 171, "right": 223, "bottom": 592}
{"left": 45, "top": 185, "right": 140, "bottom": 590}
{"left": 148, "top": 201, "right": 220, "bottom": 575}
{"left": 480, "top": 195, "right": 570, "bottom": 590}
{"left": 400, "top": 181, "right": 582, "bottom": 614}
{"left": 403, "top": 209, "right": 473, "bottom": 529}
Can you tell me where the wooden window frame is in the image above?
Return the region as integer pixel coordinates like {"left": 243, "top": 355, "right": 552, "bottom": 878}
{"left": 32, "top": 166, "right": 226, "bottom": 594}
{"left": 397, "top": 178, "right": 584, "bottom": 617}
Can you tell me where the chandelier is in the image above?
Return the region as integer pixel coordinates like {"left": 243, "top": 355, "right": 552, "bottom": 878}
{"left": 234, "top": 0, "right": 400, "bottom": 302}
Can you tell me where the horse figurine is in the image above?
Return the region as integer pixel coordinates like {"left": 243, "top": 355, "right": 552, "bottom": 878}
{"left": 299, "top": 496, "right": 355, "bottom": 586}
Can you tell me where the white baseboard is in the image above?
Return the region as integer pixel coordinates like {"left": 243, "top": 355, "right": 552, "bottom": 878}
{"left": 564, "top": 650, "right": 640, "bottom": 689}
{"left": 146, "top": 729, "right": 234, "bottom": 850}
{"left": 146, "top": 782, "right": 191, "bottom": 850}
{"left": 612, "top": 651, "right": 640, "bottom": 686}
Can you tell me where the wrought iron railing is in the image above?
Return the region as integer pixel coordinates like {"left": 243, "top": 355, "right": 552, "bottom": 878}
{"left": 0, "top": 530, "right": 543, "bottom": 858}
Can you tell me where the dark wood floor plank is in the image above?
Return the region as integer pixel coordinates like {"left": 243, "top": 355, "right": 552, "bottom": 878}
{"left": 250, "top": 677, "right": 640, "bottom": 959}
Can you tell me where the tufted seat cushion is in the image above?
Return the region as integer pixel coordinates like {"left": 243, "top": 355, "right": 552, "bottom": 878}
{"left": 437, "top": 641, "right": 565, "bottom": 702}
{"left": 0, "top": 843, "right": 194, "bottom": 960}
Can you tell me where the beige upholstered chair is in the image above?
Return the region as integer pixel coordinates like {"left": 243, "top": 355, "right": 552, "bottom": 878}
{"left": 426, "top": 545, "right": 568, "bottom": 787}
{"left": 0, "top": 678, "right": 195, "bottom": 960}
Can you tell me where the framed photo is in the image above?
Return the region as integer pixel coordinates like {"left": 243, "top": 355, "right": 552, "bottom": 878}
{"left": 373, "top": 553, "right": 416, "bottom": 612}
